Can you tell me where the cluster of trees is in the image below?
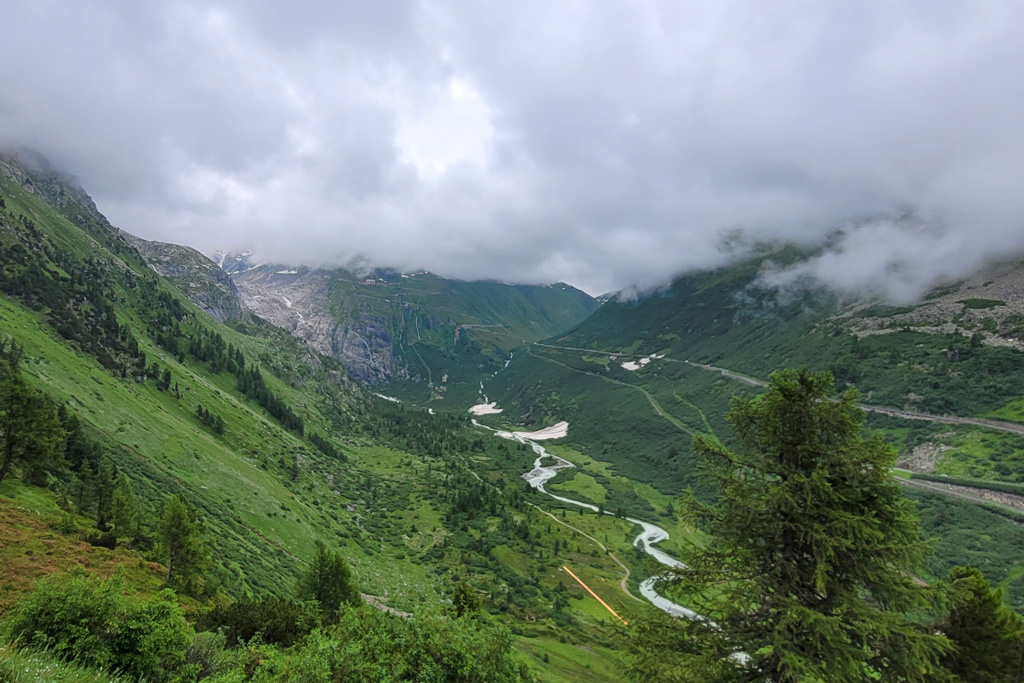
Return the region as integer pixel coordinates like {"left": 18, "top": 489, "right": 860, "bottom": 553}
{"left": 0, "top": 344, "right": 211, "bottom": 594}
{"left": 236, "top": 363, "right": 304, "bottom": 434}
{"left": 2, "top": 202, "right": 305, "bottom": 439}
{"left": 0, "top": 347, "right": 65, "bottom": 487}
{"left": 308, "top": 431, "right": 345, "bottom": 461}
{"left": 0, "top": 212, "right": 153, "bottom": 377}
{"left": 195, "top": 404, "right": 226, "bottom": 435}
{"left": 630, "top": 368, "right": 1024, "bottom": 683}
{"left": 154, "top": 298, "right": 304, "bottom": 436}
{"left": 1, "top": 537, "right": 530, "bottom": 683}
{"left": 188, "top": 327, "right": 244, "bottom": 375}
{"left": 148, "top": 290, "right": 188, "bottom": 360}
{"left": 187, "top": 328, "right": 306, "bottom": 436}
{"left": 361, "top": 402, "right": 470, "bottom": 457}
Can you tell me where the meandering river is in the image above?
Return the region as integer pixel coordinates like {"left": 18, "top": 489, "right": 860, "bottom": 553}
{"left": 476, "top": 420, "right": 702, "bottom": 620}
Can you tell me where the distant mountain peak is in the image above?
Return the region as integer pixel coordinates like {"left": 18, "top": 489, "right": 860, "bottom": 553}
{"left": 211, "top": 249, "right": 263, "bottom": 275}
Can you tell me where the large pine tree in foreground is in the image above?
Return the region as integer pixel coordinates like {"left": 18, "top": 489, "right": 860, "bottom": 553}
{"left": 631, "top": 368, "right": 948, "bottom": 682}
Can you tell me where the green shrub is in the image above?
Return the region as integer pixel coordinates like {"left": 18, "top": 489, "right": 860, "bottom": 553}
{"left": 1, "top": 572, "right": 193, "bottom": 683}
{"left": 959, "top": 298, "right": 1006, "bottom": 310}
{"left": 242, "top": 607, "right": 533, "bottom": 682}
{"left": 199, "top": 597, "right": 320, "bottom": 647}
{"left": 180, "top": 632, "right": 231, "bottom": 682}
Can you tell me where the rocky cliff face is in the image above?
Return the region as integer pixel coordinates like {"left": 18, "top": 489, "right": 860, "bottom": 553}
{"left": 223, "top": 258, "right": 600, "bottom": 391}
{"left": 127, "top": 236, "right": 245, "bottom": 322}
{"left": 229, "top": 266, "right": 396, "bottom": 383}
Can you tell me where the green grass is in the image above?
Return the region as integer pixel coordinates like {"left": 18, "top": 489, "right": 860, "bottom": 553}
{"left": 515, "top": 637, "right": 627, "bottom": 683}
{"left": 0, "top": 644, "right": 122, "bottom": 683}
{"left": 549, "top": 472, "right": 607, "bottom": 505}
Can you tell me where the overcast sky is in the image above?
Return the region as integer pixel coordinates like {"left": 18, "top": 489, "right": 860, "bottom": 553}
{"left": 1, "top": 1, "right": 1022, "bottom": 297}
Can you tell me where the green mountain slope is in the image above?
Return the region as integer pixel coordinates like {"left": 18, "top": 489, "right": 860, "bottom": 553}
{"left": 0, "top": 151, "right": 670, "bottom": 682}
{"left": 229, "top": 261, "right": 599, "bottom": 405}
{"left": 491, "top": 247, "right": 1024, "bottom": 484}
{"left": 481, "top": 247, "right": 1024, "bottom": 608}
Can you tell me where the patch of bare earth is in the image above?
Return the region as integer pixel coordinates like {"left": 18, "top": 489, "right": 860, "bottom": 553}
{"left": 896, "top": 442, "right": 954, "bottom": 474}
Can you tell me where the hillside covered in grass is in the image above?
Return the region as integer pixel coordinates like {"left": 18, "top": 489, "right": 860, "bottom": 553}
{"left": 0, "top": 151, "right": 687, "bottom": 682}
{"left": 482, "top": 246, "right": 1024, "bottom": 610}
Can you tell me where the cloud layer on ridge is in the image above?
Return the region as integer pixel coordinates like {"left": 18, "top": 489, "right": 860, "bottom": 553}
{"left": 1, "top": 1, "right": 1022, "bottom": 296}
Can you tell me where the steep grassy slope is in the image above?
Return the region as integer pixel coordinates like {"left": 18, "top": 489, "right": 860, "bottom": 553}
{"left": 0, "top": 479, "right": 165, "bottom": 610}
{"left": 0, "top": 152, "right": 671, "bottom": 682}
{"left": 0, "top": 154, "right": 388, "bottom": 597}
{"left": 332, "top": 271, "right": 599, "bottom": 403}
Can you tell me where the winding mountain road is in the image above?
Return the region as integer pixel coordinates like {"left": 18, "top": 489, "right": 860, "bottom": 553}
{"left": 683, "top": 360, "right": 1024, "bottom": 437}
{"left": 530, "top": 342, "right": 1024, "bottom": 520}
{"left": 535, "top": 342, "right": 1024, "bottom": 437}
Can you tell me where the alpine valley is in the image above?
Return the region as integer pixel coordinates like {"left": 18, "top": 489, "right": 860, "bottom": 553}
{"left": 4, "top": 149, "right": 1024, "bottom": 682}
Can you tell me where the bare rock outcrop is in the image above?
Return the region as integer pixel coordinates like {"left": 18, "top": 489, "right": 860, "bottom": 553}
{"left": 232, "top": 266, "right": 396, "bottom": 383}
{"left": 127, "top": 236, "right": 245, "bottom": 322}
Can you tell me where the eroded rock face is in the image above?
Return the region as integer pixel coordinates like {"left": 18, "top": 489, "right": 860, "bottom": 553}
{"left": 334, "top": 318, "right": 394, "bottom": 383}
{"left": 231, "top": 266, "right": 396, "bottom": 382}
{"left": 127, "top": 236, "right": 245, "bottom": 322}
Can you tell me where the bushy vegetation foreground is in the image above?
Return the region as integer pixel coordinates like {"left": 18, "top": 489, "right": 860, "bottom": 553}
{"left": 4, "top": 369, "right": 1024, "bottom": 682}
{"left": 1, "top": 553, "right": 530, "bottom": 683}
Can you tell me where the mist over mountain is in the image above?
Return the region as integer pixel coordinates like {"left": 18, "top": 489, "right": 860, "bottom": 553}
{"left": 2, "top": 2, "right": 1023, "bottom": 296}
{"left": 7, "top": 132, "right": 1024, "bottom": 682}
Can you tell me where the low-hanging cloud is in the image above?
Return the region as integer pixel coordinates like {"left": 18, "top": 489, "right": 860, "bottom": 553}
{"left": 756, "top": 215, "right": 998, "bottom": 303}
{"left": 1, "top": 1, "right": 1022, "bottom": 296}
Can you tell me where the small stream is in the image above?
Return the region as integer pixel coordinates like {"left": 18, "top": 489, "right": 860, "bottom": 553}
{"left": 477, "top": 420, "right": 702, "bottom": 620}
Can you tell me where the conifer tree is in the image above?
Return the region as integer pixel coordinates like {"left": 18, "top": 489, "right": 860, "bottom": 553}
{"left": 0, "top": 363, "right": 66, "bottom": 485}
{"left": 110, "top": 471, "right": 139, "bottom": 541}
{"left": 158, "top": 494, "right": 209, "bottom": 594}
{"left": 937, "top": 566, "right": 1024, "bottom": 682}
{"left": 296, "top": 540, "right": 361, "bottom": 621}
{"left": 630, "top": 368, "right": 948, "bottom": 682}
{"left": 94, "top": 457, "right": 116, "bottom": 530}
{"left": 451, "top": 580, "right": 482, "bottom": 618}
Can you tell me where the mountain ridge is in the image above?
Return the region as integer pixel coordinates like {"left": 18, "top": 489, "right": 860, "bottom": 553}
{"left": 214, "top": 254, "right": 600, "bottom": 395}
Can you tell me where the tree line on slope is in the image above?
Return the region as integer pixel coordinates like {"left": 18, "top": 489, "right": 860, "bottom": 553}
{"left": 0, "top": 340, "right": 212, "bottom": 595}
{"left": 0, "top": 197, "right": 307, "bottom": 439}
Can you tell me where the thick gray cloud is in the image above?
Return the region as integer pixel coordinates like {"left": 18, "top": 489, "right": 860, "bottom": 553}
{"left": 1, "top": 1, "right": 1022, "bottom": 296}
